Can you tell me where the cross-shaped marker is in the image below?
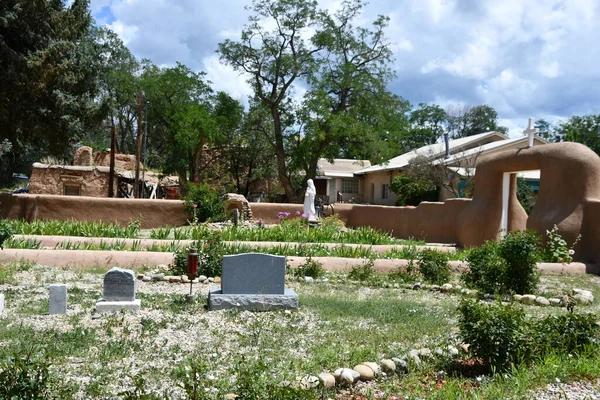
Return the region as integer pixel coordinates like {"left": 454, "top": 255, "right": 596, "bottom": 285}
{"left": 522, "top": 118, "right": 539, "bottom": 148}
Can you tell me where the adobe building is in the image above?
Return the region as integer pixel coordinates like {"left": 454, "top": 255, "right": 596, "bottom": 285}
{"left": 28, "top": 146, "right": 173, "bottom": 198}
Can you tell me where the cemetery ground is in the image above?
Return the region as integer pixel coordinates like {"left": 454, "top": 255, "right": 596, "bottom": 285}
{"left": 1, "top": 260, "right": 599, "bottom": 399}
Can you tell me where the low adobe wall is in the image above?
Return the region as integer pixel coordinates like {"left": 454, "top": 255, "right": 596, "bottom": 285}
{"left": 346, "top": 199, "right": 472, "bottom": 243}
{"left": 0, "top": 193, "right": 187, "bottom": 229}
{"left": 251, "top": 199, "right": 472, "bottom": 243}
{"left": 249, "top": 202, "right": 354, "bottom": 225}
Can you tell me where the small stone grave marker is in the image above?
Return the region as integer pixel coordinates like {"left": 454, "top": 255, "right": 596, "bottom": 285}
{"left": 49, "top": 284, "right": 67, "bottom": 315}
{"left": 209, "top": 253, "right": 298, "bottom": 311}
{"left": 96, "top": 267, "right": 141, "bottom": 313}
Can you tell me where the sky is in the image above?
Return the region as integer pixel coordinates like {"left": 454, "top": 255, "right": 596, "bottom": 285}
{"left": 90, "top": 0, "right": 600, "bottom": 137}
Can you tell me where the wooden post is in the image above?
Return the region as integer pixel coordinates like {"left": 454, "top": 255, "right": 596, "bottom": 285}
{"left": 108, "top": 126, "right": 116, "bottom": 197}
{"left": 134, "top": 91, "right": 144, "bottom": 198}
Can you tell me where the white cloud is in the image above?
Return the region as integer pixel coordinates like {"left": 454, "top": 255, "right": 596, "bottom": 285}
{"left": 203, "top": 55, "right": 253, "bottom": 104}
{"left": 93, "top": 0, "right": 600, "bottom": 132}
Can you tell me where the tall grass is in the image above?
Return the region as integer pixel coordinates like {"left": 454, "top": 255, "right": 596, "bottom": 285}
{"left": 7, "top": 219, "right": 141, "bottom": 238}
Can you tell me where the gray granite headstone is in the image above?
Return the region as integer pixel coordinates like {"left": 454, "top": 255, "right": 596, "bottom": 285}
{"left": 222, "top": 253, "right": 285, "bottom": 294}
{"left": 209, "top": 253, "right": 298, "bottom": 311}
{"left": 103, "top": 267, "right": 136, "bottom": 301}
{"left": 49, "top": 284, "right": 67, "bottom": 315}
{"left": 0, "top": 293, "right": 4, "bottom": 314}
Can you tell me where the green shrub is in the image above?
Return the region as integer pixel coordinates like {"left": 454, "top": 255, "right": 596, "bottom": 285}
{"left": 171, "top": 232, "right": 224, "bottom": 277}
{"left": 291, "top": 256, "right": 324, "bottom": 279}
{"left": 0, "top": 219, "right": 13, "bottom": 249}
{"left": 184, "top": 183, "right": 224, "bottom": 223}
{"left": 458, "top": 300, "right": 532, "bottom": 372}
{"left": 348, "top": 258, "right": 375, "bottom": 281}
{"left": 544, "top": 225, "right": 581, "bottom": 263}
{"left": 459, "top": 299, "right": 600, "bottom": 373}
{"left": 390, "top": 174, "right": 438, "bottom": 206}
{"left": 417, "top": 249, "right": 450, "bottom": 285}
{"left": 498, "top": 230, "right": 541, "bottom": 294}
{"left": 464, "top": 231, "right": 541, "bottom": 295}
{"left": 463, "top": 241, "right": 508, "bottom": 294}
{"left": 532, "top": 312, "right": 600, "bottom": 355}
{"left": 0, "top": 346, "right": 52, "bottom": 399}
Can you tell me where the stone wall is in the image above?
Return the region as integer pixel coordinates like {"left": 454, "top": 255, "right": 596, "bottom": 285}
{"left": 29, "top": 166, "right": 115, "bottom": 197}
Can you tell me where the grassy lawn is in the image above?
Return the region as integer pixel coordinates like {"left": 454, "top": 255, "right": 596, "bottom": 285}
{"left": 0, "top": 263, "right": 598, "bottom": 399}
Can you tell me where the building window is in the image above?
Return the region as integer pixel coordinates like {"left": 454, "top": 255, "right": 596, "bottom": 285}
{"left": 341, "top": 179, "right": 359, "bottom": 194}
{"left": 382, "top": 184, "right": 390, "bottom": 200}
{"left": 64, "top": 184, "right": 81, "bottom": 196}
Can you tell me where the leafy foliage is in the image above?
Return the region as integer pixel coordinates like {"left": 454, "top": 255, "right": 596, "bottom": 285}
{"left": 348, "top": 258, "right": 375, "bottom": 281}
{"left": 390, "top": 174, "right": 438, "bottom": 206}
{"left": 544, "top": 224, "right": 581, "bottom": 263}
{"left": 0, "top": 219, "right": 13, "bottom": 249}
{"left": 463, "top": 241, "right": 508, "bottom": 294}
{"left": 459, "top": 300, "right": 600, "bottom": 373}
{"left": 290, "top": 256, "right": 325, "bottom": 279}
{"left": 417, "top": 249, "right": 451, "bottom": 285}
{"left": 498, "top": 230, "right": 541, "bottom": 295}
{"left": 516, "top": 178, "right": 536, "bottom": 214}
{"left": 0, "top": 0, "right": 103, "bottom": 184}
{"left": 459, "top": 300, "right": 531, "bottom": 372}
{"left": 183, "top": 183, "right": 225, "bottom": 223}
{"left": 0, "top": 346, "right": 52, "bottom": 399}
{"left": 464, "top": 231, "right": 541, "bottom": 295}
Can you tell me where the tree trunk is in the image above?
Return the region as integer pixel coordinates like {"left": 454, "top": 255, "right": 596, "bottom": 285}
{"left": 270, "top": 106, "right": 296, "bottom": 202}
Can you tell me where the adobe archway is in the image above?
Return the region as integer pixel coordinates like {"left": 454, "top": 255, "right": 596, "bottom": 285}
{"left": 457, "top": 142, "right": 600, "bottom": 264}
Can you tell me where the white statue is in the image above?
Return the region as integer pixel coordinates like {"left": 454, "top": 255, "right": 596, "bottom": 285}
{"left": 303, "top": 179, "right": 317, "bottom": 221}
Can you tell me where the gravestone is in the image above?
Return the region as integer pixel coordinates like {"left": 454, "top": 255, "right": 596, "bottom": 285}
{"left": 49, "top": 284, "right": 67, "bottom": 315}
{"left": 208, "top": 253, "right": 298, "bottom": 311}
{"left": 0, "top": 293, "right": 4, "bottom": 315}
{"left": 96, "top": 267, "right": 141, "bottom": 313}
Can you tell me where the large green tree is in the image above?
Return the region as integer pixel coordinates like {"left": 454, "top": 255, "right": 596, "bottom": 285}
{"left": 403, "top": 103, "right": 447, "bottom": 151}
{"left": 140, "top": 62, "right": 218, "bottom": 185}
{"left": 218, "top": 0, "right": 321, "bottom": 201}
{"left": 296, "top": 0, "right": 409, "bottom": 176}
{"left": 219, "top": 0, "right": 402, "bottom": 201}
{"left": 446, "top": 104, "right": 507, "bottom": 138}
{"left": 553, "top": 115, "right": 600, "bottom": 155}
{"left": 0, "top": 0, "right": 102, "bottom": 184}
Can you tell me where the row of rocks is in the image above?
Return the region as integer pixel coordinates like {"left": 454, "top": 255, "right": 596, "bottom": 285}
{"left": 302, "top": 277, "right": 595, "bottom": 307}
{"left": 136, "top": 273, "right": 221, "bottom": 285}
{"left": 303, "top": 344, "right": 462, "bottom": 389}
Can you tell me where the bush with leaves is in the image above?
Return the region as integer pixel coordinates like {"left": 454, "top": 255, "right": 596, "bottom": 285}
{"left": 171, "top": 232, "right": 224, "bottom": 277}
{"left": 464, "top": 230, "right": 541, "bottom": 295}
{"left": 0, "top": 219, "right": 13, "bottom": 249}
{"left": 417, "top": 249, "right": 450, "bottom": 285}
{"left": 498, "top": 230, "right": 541, "bottom": 294}
{"left": 390, "top": 174, "right": 438, "bottom": 206}
{"left": 532, "top": 312, "right": 600, "bottom": 355}
{"left": 183, "top": 183, "right": 225, "bottom": 223}
{"left": 459, "top": 299, "right": 600, "bottom": 373}
{"left": 290, "top": 256, "right": 324, "bottom": 279}
{"left": 458, "top": 299, "right": 532, "bottom": 372}
{"left": 544, "top": 224, "right": 581, "bottom": 263}
{"left": 348, "top": 258, "right": 375, "bottom": 281}
{"left": 463, "top": 241, "right": 508, "bottom": 294}
{"left": 0, "top": 346, "right": 52, "bottom": 399}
